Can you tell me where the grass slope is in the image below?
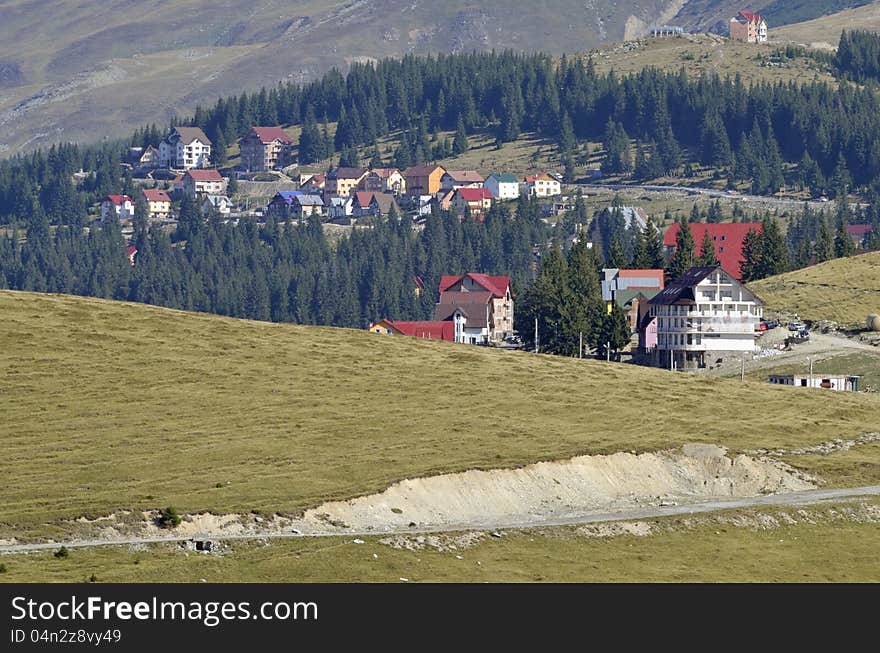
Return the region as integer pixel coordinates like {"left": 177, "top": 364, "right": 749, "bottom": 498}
{"left": 2, "top": 290, "right": 880, "bottom": 541}
{"left": 750, "top": 251, "right": 880, "bottom": 326}
{"left": 774, "top": 1, "right": 880, "bottom": 49}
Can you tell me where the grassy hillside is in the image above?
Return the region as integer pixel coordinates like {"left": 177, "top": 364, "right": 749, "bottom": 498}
{"left": 2, "top": 290, "right": 879, "bottom": 541}
{"left": 0, "top": 0, "right": 680, "bottom": 157}
{"left": 774, "top": 1, "right": 880, "bottom": 49}
{"left": 750, "top": 251, "right": 880, "bottom": 326}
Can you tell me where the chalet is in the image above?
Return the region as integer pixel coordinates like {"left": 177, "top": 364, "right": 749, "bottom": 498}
{"left": 352, "top": 191, "right": 400, "bottom": 219}
{"left": 484, "top": 173, "right": 520, "bottom": 200}
{"left": 101, "top": 195, "right": 134, "bottom": 222}
{"left": 141, "top": 188, "right": 172, "bottom": 220}
{"left": 359, "top": 168, "right": 406, "bottom": 195}
{"left": 299, "top": 173, "right": 326, "bottom": 193}
{"left": 158, "top": 126, "right": 212, "bottom": 170}
{"left": 646, "top": 265, "right": 763, "bottom": 370}
{"left": 290, "top": 194, "right": 325, "bottom": 220}
{"left": 126, "top": 245, "right": 138, "bottom": 267}
{"left": 846, "top": 224, "right": 873, "bottom": 249}
{"left": 129, "top": 145, "right": 160, "bottom": 169}
{"left": 404, "top": 164, "right": 446, "bottom": 197}
{"left": 601, "top": 268, "right": 665, "bottom": 331}
{"left": 239, "top": 126, "right": 293, "bottom": 171}
{"left": 372, "top": 320, "right": 456, "bottom": 341}
{"left": 182, "top": 169, "right": 226, "bottom": 198}
{"left": 452, "top": 187, "right": 493, "bottom": 218}
{"left": 328, "top": 196, "right": 354, "bottom": 222}
{"left": 441, "top": 170, "right": 484, "bottom": 192}
{"left": 524, "top": 173, "right": 561, "bottom": 198}
{"left": 325, "top": 167, "right": 368, "bottom": 199}
{"left": 203, "top": 194, "right": 233, "bottom": 215}
{"left": 267, "top": 191, "right": 302, "bottom": 218}
{"left": 437, "top": 273, "right": 514, "bottom": 344}
{"left": 729, "top": 11, "right": 767, "bottom": 43}
{"left": 663, "top": 222, "right": 762, "bottom": 281}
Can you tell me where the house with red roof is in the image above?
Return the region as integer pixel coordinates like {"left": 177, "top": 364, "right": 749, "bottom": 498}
{"left": 370, "top": 273, "right": 514, "bottom": 345}
{"left": 141, "top": 188, "right": 172, "bottom": 220}
{"left": 663, "top": 222, "right": 762, "bottom": 281}
{"left": 601, "top": 268, "right": 666, "bottom": 331}
{"left": 126, "top": 245, "right": 138, "bottom": 267}
{"left": 846, "top": 224, "right": 873, "bottom": 250}
{"left": 452, "top": 187, "right": 493, "bottom": 219}
{"left": 729, "top": 10, "right": 767, "bottom": 43}
{"left": 239, "top": 126, "right": 293, "bottom": 171}
{"left": 182, "top": 169, "right": 226, "bottom": 198}
{"left": 100, "top": 194, "right": 134, "bottom": 222}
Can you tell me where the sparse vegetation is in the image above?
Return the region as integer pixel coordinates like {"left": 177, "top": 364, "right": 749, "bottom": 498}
{"left": 54, "top": 546, "right": 69, "bottom": 559}
{"left": 159, "top": 507, "right": 181, "bottom": 529}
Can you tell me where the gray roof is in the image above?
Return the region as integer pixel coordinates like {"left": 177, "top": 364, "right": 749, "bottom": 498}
{"left": 433, "top": 302, "right": 489, "bottom": 328}
{"left": 295, "top": 194, "right": 325, "bottom": 206}
{"left": 648, "top": 266, "right": 719, "bottom": 305}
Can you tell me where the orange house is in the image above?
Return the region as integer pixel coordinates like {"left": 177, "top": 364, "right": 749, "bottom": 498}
{"left": 404, "top": 164, "right": 446, "bottom": 197}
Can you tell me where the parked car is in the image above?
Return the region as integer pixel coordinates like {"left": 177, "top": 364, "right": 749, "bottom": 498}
{"left": 764, "top": 319, "right": 779, "bottom": 329}
{"left": 788, "top": 321, "right": 806, "bottom": 331}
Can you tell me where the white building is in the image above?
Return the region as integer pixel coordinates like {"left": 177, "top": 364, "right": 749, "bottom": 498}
{"left": 182, "top": 169, "right": 226, "bottom": 197}
{"left": 647, "top": 265, "right": 763, "bottom": 369}
{"left": 524, "top": 173, "right": 561, "bottom": 198}
{"left": 484, "top": 173, "right": 520, "bottom": 200}
{"left": 769, "top": 374, "right": 860, "bottom": 392}
{"left": 159, "top": 127, "right": 212, "bottom": 170}
{"left": 100, "top": 194, "right": 134, "bottom": 222}
{"left": 202, "top": 195, "right": 233, "bottom": 215}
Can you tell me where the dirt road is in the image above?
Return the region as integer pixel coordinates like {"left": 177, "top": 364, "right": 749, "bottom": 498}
{"left": 2, "top": 484, "right": 878, "bottom": 554}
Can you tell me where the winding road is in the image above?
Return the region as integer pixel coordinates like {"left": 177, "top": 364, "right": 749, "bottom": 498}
{"left": 2, "top": 484, "right": 878, "bottom": 554}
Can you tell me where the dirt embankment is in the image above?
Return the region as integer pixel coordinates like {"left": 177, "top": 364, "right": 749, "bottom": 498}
{"left": 302, "top": 444, "right": 814, "bottom": 532}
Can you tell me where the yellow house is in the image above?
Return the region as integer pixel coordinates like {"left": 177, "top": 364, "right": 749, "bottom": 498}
{"left": 368, "top": 319, "right": 404, "bottom": 335}
{"left": 404, "top": 164, "right": 446, "bottom": 197}
{"left": 141, "top": 188, "right": 172, "bottom": 220}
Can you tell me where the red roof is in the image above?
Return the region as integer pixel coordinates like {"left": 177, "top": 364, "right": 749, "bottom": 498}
{"left": 618, "top": 269, "right": 665, "bottom": 280}
{"left": 249, "top": 126, "right": 292, "bottom": 145}
{"left": 390, "top": 320, "right": 455, "bottom": 341}
{"left": 846, "top": 224, "right": 873, "bottom": 237}
{"left": 663, "top": 222, "right": 762, "bottom": 281}
{"left": 439, "top": 273, "right": 511, "bottom": 298}
{"left": 739, "top": 10, "right": 763, "bottom": 23}
{"left": 185, "top": 169, "right": 224, "bottom": 182}
{"left": 456, "top": 187, "right": 492, "bottom": 202}
{"left": 142, "top": 189, "right": 171, "bottom": 202}
{"left": 354, "top": 191, "right": 374, "bottom": 208}
{"left": 104, "top": 194, "right": 133, "bottom": 205}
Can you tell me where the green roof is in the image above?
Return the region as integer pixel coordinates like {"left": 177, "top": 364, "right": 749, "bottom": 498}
{"left": 615, "top": 288, "right": 661, "bottom": 308}
{"left": 489, "top": 173, "right": 518, "bottom": 183}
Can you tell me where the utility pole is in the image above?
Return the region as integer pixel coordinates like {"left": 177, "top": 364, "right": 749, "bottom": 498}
{"left": 533, "top": 318, "right": 538, "bottom": 354}
{"left": 606, "top": 341, "right": 610, "bottom": 362}
{"left": 579, "top": 332, "right": 583, "bottom": 359}
{"left": 808, "top": 357, "right": 813, "bottom": 388}
{"left": 741, "top": 357, "right": 745, "bottom": 382}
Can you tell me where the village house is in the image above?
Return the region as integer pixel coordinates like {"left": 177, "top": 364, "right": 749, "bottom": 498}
{"left": 846, "top": 224, "right": 873, "bottom": 249}
{"left": 202, "top": 194, "right": 233, "bottom": 216}
{"left": 182, "top": 169, "right": 226, "bottom": 198}
{"left": 129, "top": 145, "right": 160, "bottom": 169}
{"left": 524, "top": 173, "right": 561, "bottom": 198}
{"left": 601, "top": 268, "right": 665, "bottom": 330}
{"left": 404, "top": 164, "right": 446, "bottom": 197}
{"left": 238, "top": 126, "right": 293, "bottom": 171}
{"left": 101, "top": 194, "right": 134, "bottom": 222}
{"left": 663, "top": 222, "right": 762, "bottom": 281}
{"left": 158, "top": 126, "right": 212, "bottom": 170}
{"left": 452, "top": 187, "right": 493, "bottom": 219}
{"left": 328, "top": 196, "right": 354, "bottom": 222}
{"left": 370, "top": 273, "right": 514, "bottom": 345}
{"left": 359, "top": 168, "right": 406, "bottom": 195}
{"left": 299, "top": 173, "right": 326, "bottom": 193}
{"left": 729, "top": 10, "right": 767, "bottom": 43}
{"left": 441, "top": 170, "right": 484, "bottom": 192}
{"left": 768, "top": 374, "right": 861, "bottom": 392}
{"left": 645, "top": 265, "right": 763, "bottom": 370}
{"left": 352, "top": 191, "right": 400, "bottom": 219}
{"left": 484, "top": 173, "right": 520, "bottom": 200}
{"left": 325, "top": 167, "right": 368, "bottom": 199}
{"left": 141, "top": 188, "right": 172, "bottom": 220}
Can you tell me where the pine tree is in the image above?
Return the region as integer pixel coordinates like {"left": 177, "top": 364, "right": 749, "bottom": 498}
{"left": 834, "top": 214, "right": 856, "bottom": 257}
{"left": 452, "top": 116, "right": 469, "bottom": 155}
{"left": 697, "top": 229, "right": 719, "bottom": 266}
{"left": 740, "top": 227, "right": 762, "bottom": 282}
{"left": 815, "top": 216, "right": 834, "bottom": 262}
{"left": 668, "top": 216, "right": 696, "bottom": 282}
{"left": 756, "top": 215, "right": 789, "bottom": 279}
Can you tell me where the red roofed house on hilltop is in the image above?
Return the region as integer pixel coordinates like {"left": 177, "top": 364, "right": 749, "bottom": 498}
{"left": 239, "top": 126, "right": 293, "bottom": 171}
{"left": 182, "top": 169, "right": 227, "bottom": 198}
{"left": 663, "top": 222, "right": 762, "bottom": 281}
{"left": 729, "top": 11, "right": 767, "bottom": 43}
{"left": 100, "top": 194, "right": 134, "bottom": 222}
{"left": 369, "top": 273, "right": 514, "bottom": 345}
{"left": 452, "top": 187, "right": 493, "bottom": 219}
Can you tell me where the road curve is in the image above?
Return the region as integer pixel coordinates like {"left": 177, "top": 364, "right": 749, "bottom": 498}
{"left": 1, "top": 485, "right": 878, "bottom": 554}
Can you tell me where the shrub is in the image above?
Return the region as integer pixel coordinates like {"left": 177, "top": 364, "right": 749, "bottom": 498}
{"left": 54, "top": 546, "right": 69, "bottom": 559}
{"left": 159, "top": 506, "right": 181, "bottom": 528}
{"left": 0, "top": 562, "right": 7, "bottom": 573}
